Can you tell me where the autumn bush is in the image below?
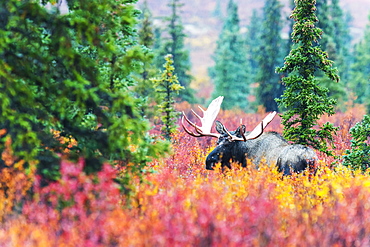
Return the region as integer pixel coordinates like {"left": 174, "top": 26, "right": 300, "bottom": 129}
{"left": 0, "top": 130, "right": 35, "bottom": 222}
{"left": 0, "top": 109, "right": 369, "bottom": 246}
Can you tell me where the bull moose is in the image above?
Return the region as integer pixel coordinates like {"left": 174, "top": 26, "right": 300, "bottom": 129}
{"left": 182, "top": 96, "right": 317, "bottom": 175}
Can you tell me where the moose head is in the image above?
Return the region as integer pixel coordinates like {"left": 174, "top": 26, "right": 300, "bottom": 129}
{"left": 182, "top": 96, "right": 277, "bottom": 170}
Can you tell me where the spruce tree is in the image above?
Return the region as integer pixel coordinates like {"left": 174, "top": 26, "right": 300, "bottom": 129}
{"left": 153, "top": 55, "right": 184, "bottom": 140}
{"left": 256, "top": 0, "right": 285, "bottom": 112}
{"left": 210, "top": 0, "right": 249, "bottom": 110}
{"left": 343, "top": 115, "right": 370, "bottom": 172}
{"left": 138, "top": 1, "right": 155, "bottom": 49}
{"left": 331, "top": 0, "right": 351, "bottom": 73}
{"left": 315, "top": 0, "right": 350, "bottom": 64}
{"left": 213, "top": 0, "right": 223, "bottom": 19}
{"left": 316, "top": 0, "right": 333, "bottom": 52}
{"left": 245, "top": 10, "right": 262, "bottom": 85}
{"left": 350, "top": 14, "right": 370, "bottom": 113}
{"left": 314, "top": 0, "right": 349, "bottom": 106}
{"left": 276, "top": 0, "right": 339, "bottom": 156}
{"left": 158, "top": 0, "right": 194, "bottom": 103}
{"left": 134, "top": 1, "right": 158, "bottom": 117}
{"left": 0, "top": 0, "right": 168, "bottom": 188}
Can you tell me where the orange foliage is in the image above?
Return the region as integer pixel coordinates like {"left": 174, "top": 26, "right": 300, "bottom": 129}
{"left": 0, "top": 131, "right": 35, "bottom": 221}
{"left": 51, "top": 129, "right": 78, "bottom": 153}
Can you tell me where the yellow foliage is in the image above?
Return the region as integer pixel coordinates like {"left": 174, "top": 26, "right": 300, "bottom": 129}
{"left": 0, "top": 135, "right": 36, "bottom": 221}
{"left": 51, "top": 129, "right": 78, "bottom": 153}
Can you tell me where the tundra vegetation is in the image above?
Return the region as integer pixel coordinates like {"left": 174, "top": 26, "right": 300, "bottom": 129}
{"left": 0, "top": 108, "right": 369, "bottom": 246}
{"left": 0, "top": 0, "right": 369, "bottom": 246}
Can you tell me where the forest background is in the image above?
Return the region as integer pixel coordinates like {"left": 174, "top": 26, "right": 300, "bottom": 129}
{"left": 142, "top": 0, "right": 370, "bottom": 112}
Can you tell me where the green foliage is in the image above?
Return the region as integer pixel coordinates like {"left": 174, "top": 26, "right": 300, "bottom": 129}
{"left": 244, "top": 9, "right": 262, "bottom": 112}
{"left": 134, "top": 1, "right": 159, "bottom": 117}
{"left": 276, "top": 0, "right": 339, "bottom": 156}
{"left": 153, "top": 54, "right": 184, "bottom": 141}
{"left": 138, "top": 1, "right": 155, "bottom": 49}
{"left": 245, "top": 9, "right": 261, "bottom": 84}
{"left": 315, "top": 0, "right": 350, "bottom": 108}
{"left": 343, "top": 115, "right": 370, "bottom": 172}
{"left": 256, "top": 0, "right": 286, "bottom": 112}
{"left": 349, "top": 14, "right": 370, "bottom": 113}
{"left": 157, "top": 0, "right": 194, "bottom": 103}
{"left": 213, "top": 0, "right": 223, "bottom": 18}
{"left": 330, "top": 0, "right": 351, "bottom": 80}
{"left": 315, "top": 0, "right": 333, "bottom": 51}
{"left": 316, "top": 0, "right": 351, "bottom": 65}
{"left": 0, "top": 0, "right": 168, "bottom": 191}
{"left": 210, "top": 0, "right": 250, "bottom": 110}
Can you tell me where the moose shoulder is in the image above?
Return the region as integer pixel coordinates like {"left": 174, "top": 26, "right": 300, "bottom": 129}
{"left": 182, "top": 96, "right": 317, "bottom": 175}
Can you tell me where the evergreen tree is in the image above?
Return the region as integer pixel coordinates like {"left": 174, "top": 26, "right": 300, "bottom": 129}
{"left": 331, "top": 0, "right": 351, "bottom": 71}
{"left": 152, "top": 27, "right": 163, "bottom": 70}
{"left": 330, "top": 0, "right": 351, "bottom": 103}
{"left": 209, "top": 0, "right": 249, "bottom": 110}
{"left": 134, "top": 1, "right": 159, "bottom": 116}
{"left": 153, "top": 55, "right": 184, "bottom": 140}
{"left": 256, "top": 0, "right": 285, "bottom": 112}
{"left": 316, "top": 0, "right": 333, "bottom": 52}
{"left": 314, "top": 0, "right": 350, "bottom": 64}
{"left": 350, "top": 14, "right": 370, "bottom": 113}
{"left": 245, "top": 9, "right": 262, "bottom": 85}
{"left": 138, "top": 1, "right": 154, "bottom": 49}
{"left": 285, "top": 0, "right": 295, "bottom": 51}
{"left": 276, "top": 0, "right": 340, "bottom": 156}
{"left": 343, "top": 115, "right": 370, "bottom": 172}
{"left": 213, "top": 0, "right": 223, "bottom": 19}
{"left": 0, "top": 0, "right": 168, "bottom": 189}
{"left": 158, "top": 0, "right": 194, "bottom": 103}
{"left": 314, "top": 0, "right": 349, "bottom": 107}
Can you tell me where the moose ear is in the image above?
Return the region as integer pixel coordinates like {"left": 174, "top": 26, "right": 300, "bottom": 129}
{"left": 215, "top": 121, "right": 226, "bottom": 134}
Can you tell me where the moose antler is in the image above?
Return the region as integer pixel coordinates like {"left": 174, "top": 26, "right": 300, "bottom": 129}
{"left": 228, "top": 111, "right": 277, "bottom": 141}
{"left": 181, "top": 96, "right": 224, "bottom": 138}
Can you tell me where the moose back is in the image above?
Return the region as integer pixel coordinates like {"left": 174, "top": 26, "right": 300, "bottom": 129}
{"left": 182, "top": 96, "right": 317, "bottom": 175}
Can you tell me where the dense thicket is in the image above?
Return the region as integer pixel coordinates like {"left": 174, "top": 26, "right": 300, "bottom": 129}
{"left": 0, "top": 0, "right": 168, "bottom": 189}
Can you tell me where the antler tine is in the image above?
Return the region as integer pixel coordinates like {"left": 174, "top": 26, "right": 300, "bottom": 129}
{"left": 228, "top": 111, "right": 277, "bottom": 141}
{"left": 191, "top": 109, "right": 202, "bottom": 120}
{"left": 261, "top": 111, "right": 277, "bottom": 128}
{"left": 243, "top": 122, "right": 264, "bottom": 140}
{"left": 243, "top": 111, "right": 277, "bottom": 140}
{"left": 181, "top": 96, "right": 224, "bottom": 138}
{"left": 182, "top": 111, "right": 210, "bottom": 137}
{"left": 181, "top": 114, "right": 201, "bottom": 137}
{"left": 197, "top": 105, "right": 206, "bottom": 113}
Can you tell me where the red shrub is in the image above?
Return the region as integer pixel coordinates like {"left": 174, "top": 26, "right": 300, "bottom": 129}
{"left": 21, "top": 159, "right": 121, "bottom": 246}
